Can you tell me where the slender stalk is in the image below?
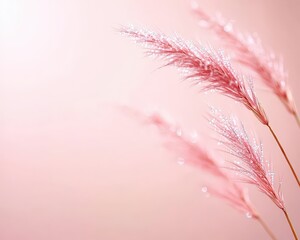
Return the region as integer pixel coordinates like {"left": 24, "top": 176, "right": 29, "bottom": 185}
{"left": 283, "top": 209, "right": 298, "bottom": 240}
{"left": 256, "top": 216, "right": 277, "bottom": 240}
{"left": 295, "top": 113, "right": 300, "bottom": 128}
{"left": 267, "top": 124, "right": 300, "bottom": 186}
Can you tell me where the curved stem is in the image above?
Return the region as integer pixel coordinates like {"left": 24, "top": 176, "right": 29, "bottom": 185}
{"left": 295, "top": 112, "right": 300, "bottom": 128}
{"left": 283, "top": 209, "right": 298, "bottom": 240}
{"left": 256, "top": 216, "right": 277, "bottom": 240}
{"left": 267, "top": 124, "right": 300, "bottom": 186}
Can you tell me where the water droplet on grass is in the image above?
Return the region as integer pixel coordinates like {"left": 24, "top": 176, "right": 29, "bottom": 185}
{"left": 201, "top": 186, "right": 208, "bottom": 193}
{"left": 224, "top": 23, "right": 233, "bottom": 32}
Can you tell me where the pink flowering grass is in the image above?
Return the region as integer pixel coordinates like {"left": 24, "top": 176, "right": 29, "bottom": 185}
{"left": 192, "top": 6, "right": 299, "bottom": 125}
{"left": 209, "top": 108, "right": 284, "bottom": 210}
{"left": 121, "top": 106, "right": 279, "bottom": 239}
{"left": 209, "top": 109, "right": 298, "bottom": 239}
{"left": 119, "top": 26, "right": 268, "bottom": 125}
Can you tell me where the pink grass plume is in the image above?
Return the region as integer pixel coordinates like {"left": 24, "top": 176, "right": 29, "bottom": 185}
{"left": 121, "top": 106, "right": 278, "bottom": 239}
{"left": 209, "top": 108, "right": 284, "bottom": 209}
{"left": 119, "top": 25, "right": 268, "bottom": 125}
{"left": 209, "top": 108, "right": 298, "bottom": 239}
{"left": 191, "top": 5, "right": 299, "bottom": 125}
{"left": 122, "top": 106, "right": 257, "bottom": 215}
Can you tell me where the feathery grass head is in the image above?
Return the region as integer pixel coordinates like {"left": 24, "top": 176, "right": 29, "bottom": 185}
{"left": 121, "top": 106, "right": 258, "bottom": 218}
{"left": 119, "top": 25, "right": 268, "bottom": 125}
{"left": 209, "top": 108, "right": 285, "bottom": 210}
{"left": 192, "top": 6, "right": 296, "bottom": 116}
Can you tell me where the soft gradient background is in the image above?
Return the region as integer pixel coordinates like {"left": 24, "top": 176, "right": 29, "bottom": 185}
{"left": 0, "top": 0, "right": 299, "bottom": 239}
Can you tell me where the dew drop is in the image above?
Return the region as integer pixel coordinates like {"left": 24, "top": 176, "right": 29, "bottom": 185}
{"left": 234, "top": 160, "right": 241, "bottom": 165}
{"left": 245, "top": 212, "right": 252, "bottom": 219}
{"left": 176, "top": 128, "right": 182, "bottom": 137}
{"left": 224, "top": 23, "right": 233, "bottom": 32}
{"left": 177, "top": 157, "right": 185, "bottom": 165}
{"left": 201, "top": 186, "right": 208, "bottom": 193}
{"left": 280, "top": 80, "right": 286, "bottom": 88}
{"left": 201, "top": 186, "right": 210, "bottom": 198}
{"left": 247, "top": 35, "right": 254, "bottom": 45}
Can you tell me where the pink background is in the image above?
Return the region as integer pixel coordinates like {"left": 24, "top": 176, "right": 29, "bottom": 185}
{"left": 0, "top": 0, "right": 299, "bottom": 239}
